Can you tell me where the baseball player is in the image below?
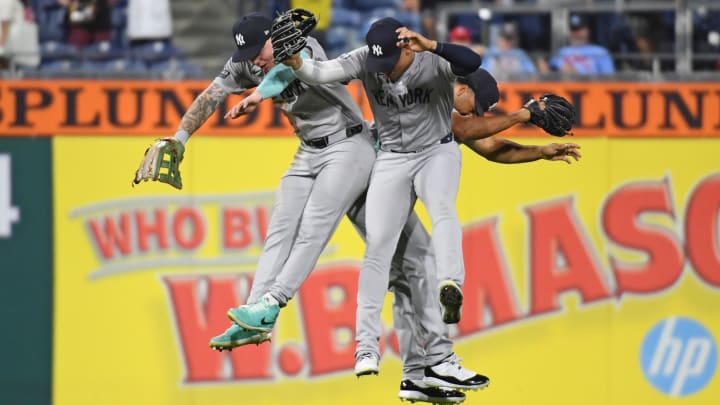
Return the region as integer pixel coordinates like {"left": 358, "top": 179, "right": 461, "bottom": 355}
{"left": 268, "top": 17, "right": 484, "bottom": 373}
{"left": 154, "top": 11, "right": 480, "bottom": 403}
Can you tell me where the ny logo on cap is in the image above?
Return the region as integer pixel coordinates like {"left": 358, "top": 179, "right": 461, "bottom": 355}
{"left": 371, "top": 44, "right": 383, "bottom": 56}
{"left": 235, "top": 33, "right": 245, "bottom": 47}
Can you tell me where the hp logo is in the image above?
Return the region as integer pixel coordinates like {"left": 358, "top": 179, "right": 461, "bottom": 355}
{"left": 640, "top": 317, "right": 717, "bottom": 397}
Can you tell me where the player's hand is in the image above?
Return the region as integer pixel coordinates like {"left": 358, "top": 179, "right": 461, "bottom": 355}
{"left": 396, "top": 27, "right": 436, "bottom": 52}
{"left": 540, "top": 143, "right": 581, "bottom": 164}
{"left": 225, "top": 92, "right": 262, "bottom": 119}
{"left": 283, "top": 52, "right": 303, "bottom": 70}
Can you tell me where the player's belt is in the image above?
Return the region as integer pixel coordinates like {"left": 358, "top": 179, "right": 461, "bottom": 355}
{"left": 388, "top": 133, "right": 454, "bottom": 154}
{"left": 304, "top": 124, "right": 363, "bottom": 149}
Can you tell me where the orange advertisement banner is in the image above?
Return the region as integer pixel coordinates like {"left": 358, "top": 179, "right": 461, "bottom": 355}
{"left": 1, "top": 80, "right": 720, "bottom": 137}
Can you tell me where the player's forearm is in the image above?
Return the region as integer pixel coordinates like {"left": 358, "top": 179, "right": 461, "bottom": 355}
{"left": 294, "top": 58, "right": 349, "bottom": 85}
{"left": 453, "top": 109, "right": 530, "bottom": 143}
{"left": 468, "top": 139, "right": 543, "bottom": 164}
{"left": 432, "top": 42, "right": 483, "bottom": 75}
{"left": 175, "top": 83, "right": 229, "bottom": 143}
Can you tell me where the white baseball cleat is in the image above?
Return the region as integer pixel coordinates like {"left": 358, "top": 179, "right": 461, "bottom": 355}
{"left": 398, "top": 379, "right": 466, "bottom": 404}
{"left": 354, "top": 351, "right": 379, "bottom": 377}
{"left": 423, "top": 357, "right": 490, "bottom": 391}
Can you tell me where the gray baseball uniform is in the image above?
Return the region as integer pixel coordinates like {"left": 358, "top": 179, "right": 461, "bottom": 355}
{"left": 293, "top": 46, "right": 465, "bottom": 358}
{"left": 215, "top": 38, "right": 453, "bottom": 378}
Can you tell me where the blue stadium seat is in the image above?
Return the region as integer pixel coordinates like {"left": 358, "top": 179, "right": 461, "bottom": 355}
{"left": 325, "top": 26, "right": 356, "bottom": 58}
{"left": 81, "top": 41, "right": 127, "bottom": 62}
{"left": 331, "top": 8, "right": 363, "bottom": 28}
{"left": 40, "top": 41, "right": 78, "bottom": 63}
{"left": 346, "top": 0, "right": 400, "bottom": 12}
{"left": 131, "top": 40, "right": 184, "bottom": 65}
{"left": 40, "top": 59, "right": 80, "bottom": 72}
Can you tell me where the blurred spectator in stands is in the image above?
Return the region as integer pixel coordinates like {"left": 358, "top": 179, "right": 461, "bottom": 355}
{"left": 58, "top": 0, "right": 115, "bottom": 47}
{"left": 449, "top": 25, "right": 485, "bottom": 56}
{"left": 127, "top": 0, "right": 171, "bottom": 46}
{"left": 539, "top": 13, "right": 615, "bottom": 76}
{"left": 482, "top": 22, "right": 536, "bottom": 79}
{"left": 693, "top": 8, "right": 720, "bottom": 71}
{"left": 419, "top": 0, "right": 437, "bottom": 40}
{"left": 0, "top": 0, "right": 15, "bottom": 61}
{"left": 605, "top": 13, "right": 674, "bottom": 73}
{"left": 0, "top": 0, "right": 39, "bottom": 69}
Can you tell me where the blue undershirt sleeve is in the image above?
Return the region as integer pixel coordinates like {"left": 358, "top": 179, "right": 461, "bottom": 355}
{"left": 256, "top": 50, "right": 310, "bottom": 99}
{"left": 432, "top": 42, "right": 483, "bottom": 76}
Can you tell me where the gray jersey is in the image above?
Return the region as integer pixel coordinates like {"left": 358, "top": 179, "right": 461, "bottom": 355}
{"left": 212, "top": 37, "right": 365, "bottom": 142}
{"left": 336, "top": 47, "right": 456, "bottom": 152}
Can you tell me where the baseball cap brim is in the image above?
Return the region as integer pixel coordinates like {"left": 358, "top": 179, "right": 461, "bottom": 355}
{"left": 232, "top": 42, "right": 264, "bottom": 62}
{"left": 366, "top": 51, "right": 401, "bottom": 73}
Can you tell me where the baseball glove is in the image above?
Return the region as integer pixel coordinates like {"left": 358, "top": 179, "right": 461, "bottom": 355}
{"left": 523, "top": 93, "right": 576, "bottom": 137}
{"left": 271, "top": 8, "right": 317, "bottom": 63}
{"left": 132, "top": 137, "right": 185, "bottom": 189}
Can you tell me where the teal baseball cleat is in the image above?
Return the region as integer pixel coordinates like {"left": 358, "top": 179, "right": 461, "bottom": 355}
{"left": 227, "top": 295, "right": 280, "bottom": 332}
{"left": 209, "top": 323, "right": 271, "bottom": 351}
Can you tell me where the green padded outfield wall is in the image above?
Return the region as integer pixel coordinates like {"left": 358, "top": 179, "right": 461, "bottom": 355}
{"left": 0, "top": 138, "right": 53, "bottom": 405}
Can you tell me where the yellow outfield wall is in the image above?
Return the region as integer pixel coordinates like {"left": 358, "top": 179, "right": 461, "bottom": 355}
{"left": 52, "top": 136, "right": 719, "bottom": 405}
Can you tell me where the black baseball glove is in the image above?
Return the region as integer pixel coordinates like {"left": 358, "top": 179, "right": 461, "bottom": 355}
{"left": 271, "top": 8, "right": 318, "bottom": 64}
{"left": 523, "top": 93, "right": 576, "bottom": 137}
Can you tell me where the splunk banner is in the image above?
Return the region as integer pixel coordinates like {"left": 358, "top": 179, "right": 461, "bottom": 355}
{"left": 2, "top": 80, "right": 720, "bottom": 137}
{"left": 52, "top": 136, "right": 719, "bottom": 405}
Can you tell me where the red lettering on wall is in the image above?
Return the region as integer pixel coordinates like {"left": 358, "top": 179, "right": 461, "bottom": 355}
{"left": 297, "top": 264, "right": 360, "bottom": 376}
{"left": 526, "top": 198, "right": 609, "bottom": 315}
{"left": 88, "top": 213, "right": 132, "bottom": 259}
{"left": 603, "top": 178, "right": 684, "bottom": 295}
{"left": 172, "top": 207, "right": 205, "bottom": 249}
{"left": 223, "top": 208, "right": 253, "bottom": 248}
{"left": 686, "top": 173, "right": 720, "bottom": 286}
{"left": 135, "top": 209, "right": 168, "bottom": 251}
{"left": 163, "top": 274, "right": 273, "bottom": 382}
{"left": 458, "top": 220, "right": 520, "bottom": 336}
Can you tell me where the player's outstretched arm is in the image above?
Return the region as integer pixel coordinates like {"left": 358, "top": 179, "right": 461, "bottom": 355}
{"left": 465, "top": 136, "right": 581, "bottom": 164}
{"left": 290, "top": 56, "right": 352, "bottom": 85}
{"left": 174, "top": 83, "right": 230, "bottom": 144}
{"left": 452, "top": 108, "right": 531, "bottom": 143}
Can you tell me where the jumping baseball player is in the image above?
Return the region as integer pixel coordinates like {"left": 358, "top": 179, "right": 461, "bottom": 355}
{"left": 267, "top": 17, "right": 483, "bottom": 373}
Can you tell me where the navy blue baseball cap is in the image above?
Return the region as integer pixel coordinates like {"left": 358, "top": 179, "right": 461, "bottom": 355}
{"left": 365, "top": 17, "right": 404, "bottom": 73}
{"left": 569, "top": 13, "right": 589, "bottom": 31}
{"left": 458, "top": 68, "right": 499, "bottom": 116}
{"left": 231, "top": 13, "right": 272, "bottom": 62}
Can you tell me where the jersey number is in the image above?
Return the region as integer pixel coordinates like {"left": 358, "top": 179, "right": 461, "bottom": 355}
{"left": 0, "top": 154, "right": 21, "bottom": 238}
